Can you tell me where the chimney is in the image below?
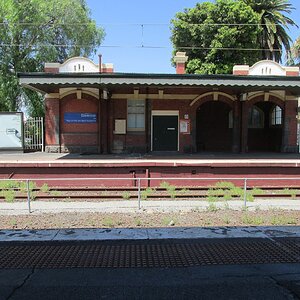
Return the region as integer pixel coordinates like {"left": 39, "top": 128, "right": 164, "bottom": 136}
{"left": 44, "top": 63, "right": 60, "bottom": 73}
{"left": 285, "top": 66, "right": 299, "bottom": 76}
{"left": 233, "top": 65, "right": 249, "bottom": 76}
{"left": 174, "top": 52, "right": 188, "bottom": 74}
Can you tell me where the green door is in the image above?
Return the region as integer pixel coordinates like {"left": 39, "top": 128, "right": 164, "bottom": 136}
{"left": 153, "top": 116, "right": 178, "bottom": 151}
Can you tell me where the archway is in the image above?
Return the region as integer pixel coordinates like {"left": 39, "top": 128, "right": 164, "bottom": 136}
{"left": 196, "top": 101, "right": 232, "bottom": 152}
{"left": 247, "top": 101, "right": 283, "bottom": 152}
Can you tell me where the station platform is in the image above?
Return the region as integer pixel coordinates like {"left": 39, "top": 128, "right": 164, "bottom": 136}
{"left": 0, "top": 152, "right": 300, "bottom": 187}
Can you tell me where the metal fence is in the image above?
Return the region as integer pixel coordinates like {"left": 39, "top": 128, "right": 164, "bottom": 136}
{"left": 24, "top": 117, "right": 44, "bottom": 151}
{"left": 1, "top": 177, "right": 300, "bottom": 214}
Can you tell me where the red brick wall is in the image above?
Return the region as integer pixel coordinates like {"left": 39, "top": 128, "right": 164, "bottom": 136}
{"left": 152, "top": 99, "right": 193, "bottom": 152}
{"left": 286, "top": 71, "right": 299, "bottom": 76}
{"left": 60, "top": 94, "right": 99, "bottom": 150}
{"left": 44, "top": 67, "right": 59, "bottom": 73}
{"left": 176, "top": 63, "right": 186, "bottom": 74}
{"left": 46, "top": 91, "right": 297, "bottom": 154}
{"left": 45, "top": 98, "right": 60, "bottom": 146}
{"left": 111, "top": 99, "right": 147, "bottom": 152}
{"left": 233, "top": 70, "right": 249, "bottom": 75}
{"left": 284, "top": 100, "right": 298, "bottom": 150}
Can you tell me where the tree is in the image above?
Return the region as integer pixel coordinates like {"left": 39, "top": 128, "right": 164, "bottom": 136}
{"left": 171, "top": 0, "right": 261, "bottom": 74}
{"left": 0, "top": 0, "right": 105, "bottom": 116}
{"left": 243, "top": 0, "right": 297, "bottom": 62}
{"left": 291, "top": 37, "right": 300, "bottom": 65}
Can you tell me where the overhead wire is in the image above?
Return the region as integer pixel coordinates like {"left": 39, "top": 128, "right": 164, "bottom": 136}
{"left": 0, "top": 22, "right": 298, "bottom": 26}
{"left": 0, "top": 22, "right": 297, "bottom": 52}
{"left": 0, "top": 44, "right": 289, "bottom": 52}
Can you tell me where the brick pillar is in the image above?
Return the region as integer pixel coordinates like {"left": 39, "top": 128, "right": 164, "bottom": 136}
{"left": 107, "top": 97, "right": 113, "bottom": 154}
{"left": 282, "top": 100, "right": 298, "bottom": 153}
{"left": 45, "top": 97, "right": 60, "bottom": 153}
{"left": 232, "top": 100, "right": 241, "bottom": 153}
{"left": 100, "top": 98, "right": 108, "bottom": 154}
{"left": 241, "top": 101, "right": 249, "bottom": 153}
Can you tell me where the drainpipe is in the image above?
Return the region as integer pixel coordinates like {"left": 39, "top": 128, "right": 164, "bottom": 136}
{"left": 98, "top": 54, "right": 102, "bottom": 73}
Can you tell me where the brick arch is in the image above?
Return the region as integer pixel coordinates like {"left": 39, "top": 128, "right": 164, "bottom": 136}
{"left": 247, "top": 94, "right": 284, "bottom": 109}
{"left": 246, "top": 95, "right": 283, "bottom": 152}
{"left": 59, "top": 93, "right": 100, "bottom": 153}
{"left": 195, "top": 97, "right": 233, "bottom": 152}
{"left": 60, "top": 93, "right": 99, "bottom": 104}
{"left": 191, "top": 92, "right": 235, "bottom": 110}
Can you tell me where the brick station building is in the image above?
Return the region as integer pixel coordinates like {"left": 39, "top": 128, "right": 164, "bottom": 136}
{"left": 19, "top": 53, "right": 300, "bottom": 154}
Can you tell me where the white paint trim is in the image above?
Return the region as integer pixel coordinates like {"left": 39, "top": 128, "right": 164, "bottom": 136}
{"left": 45, "top": 93, "right": 60, "bottom": 99}
{"left": 44, "top": 63, "right": 60, "bottom": 68}
{"left": 190, "top": 92, "right": 236, "bottom": 106}
{"left": 60, "top": 56, "right": 98, "bottom": 68}
{"left": 151, "top": 110, "right": 179, "bottom": 151}
{"left": 152, "top": 110, "right": 179, "bottom": 116}
{"left": 111, "top": 94, "right": 197, "bottom": 100}
{"left": 59, "top": 88, "right": 100, "bottom": 100}
{"left": 248, "top": 91, "right": 285, "bottom": 101}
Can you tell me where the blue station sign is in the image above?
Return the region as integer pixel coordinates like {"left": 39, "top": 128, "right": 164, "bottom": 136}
{"left": 64, "top": 113, "right": 97, "bottom": 124}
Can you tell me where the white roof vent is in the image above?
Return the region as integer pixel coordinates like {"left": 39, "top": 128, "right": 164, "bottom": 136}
{"left": 59, "top": 57, "right": 98, "bottom": 73}
{"left": 249, "top": 60, "right": 285, "bottom": 76}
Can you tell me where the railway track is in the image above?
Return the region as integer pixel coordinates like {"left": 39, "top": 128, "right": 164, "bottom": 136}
{"left": 1, "top": 185, "right": 300, "bottom": 201}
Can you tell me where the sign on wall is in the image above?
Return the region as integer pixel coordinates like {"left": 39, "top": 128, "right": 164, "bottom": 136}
{"left": 0, "top": 112, "right": 24, "bottom": 150}
{"left": 64, "top": 112, "right": 97, "bottom": 124}
{"left": 180, "top": 119, "right": 190, "bottom": 134}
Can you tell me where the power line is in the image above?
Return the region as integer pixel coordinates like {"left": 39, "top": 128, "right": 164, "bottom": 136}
{"left": 0, "top": 43, "right": 290, "bottom": 52}
{"left": 0, "top": 22, "right": 297, "bottom": 27}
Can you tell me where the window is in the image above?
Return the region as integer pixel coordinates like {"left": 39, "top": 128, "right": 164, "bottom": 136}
{"left": 248, "top": 106, "right": 264, "bottom": 128}
{"left": 271, "top": 105, "right": 282, "bottom": 125}
{"left": 127, "top": 99, "right": 145, "bottom": 131}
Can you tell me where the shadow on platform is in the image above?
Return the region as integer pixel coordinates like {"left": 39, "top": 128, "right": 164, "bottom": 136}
{"left": 57, "top": 151, "right": 300, "bottom": 160}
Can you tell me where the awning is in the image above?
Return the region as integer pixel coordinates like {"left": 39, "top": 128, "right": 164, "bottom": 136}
{"left": 18, "top": 72, "right": 300, "bottom": 94}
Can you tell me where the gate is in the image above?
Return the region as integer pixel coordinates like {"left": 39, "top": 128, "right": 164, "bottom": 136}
{"left": 24, "top": 117, "right": 44, "bottom": 152}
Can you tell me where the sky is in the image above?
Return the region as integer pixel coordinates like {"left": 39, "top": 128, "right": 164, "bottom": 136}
{"left": 86, "top": 0, "right": 300, "bottom": 74}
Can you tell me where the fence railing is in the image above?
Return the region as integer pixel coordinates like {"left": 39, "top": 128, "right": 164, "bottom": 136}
{"left": 1, "top": 177, "right": 300, "bottom": 214}
{"left": 24, "top": 117, "right": 44, "bottom": 152}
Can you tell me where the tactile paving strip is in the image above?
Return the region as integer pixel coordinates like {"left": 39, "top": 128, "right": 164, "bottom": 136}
{"left": 0, "top": 238, "right": 299, "bottom": 269}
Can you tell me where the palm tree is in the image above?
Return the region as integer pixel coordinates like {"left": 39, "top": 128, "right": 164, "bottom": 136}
{"left": 291, "top": 37, "right": 300, "bottom": 65}
{"left": 243, "top": 0, "right": 297, "bottom": 62}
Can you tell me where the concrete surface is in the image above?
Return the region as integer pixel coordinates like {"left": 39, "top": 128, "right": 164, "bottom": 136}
{"left": 1, "top": 199, "right": 300, "bottom": 215}
{"left": 1, "top": 259, "right": 300, "bottom": 299}
{"left": 1, "top": 226, "right": 300, "bottom": 242}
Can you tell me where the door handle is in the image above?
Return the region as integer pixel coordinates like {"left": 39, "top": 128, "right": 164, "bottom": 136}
{"left": 167, "top": 128, "right": 175, "bottom": 130}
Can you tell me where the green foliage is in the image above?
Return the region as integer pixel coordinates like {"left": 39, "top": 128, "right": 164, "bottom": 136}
{"left": 179, "top": 188, "right": 189, "bottom": 194}
{"left": 102, "top": 217, "right": 115, "bottom": 228}
{"left": 2, "top": 190, "right": 15, "bottom": 202}
{"left": 40, "top": 183, "right": 49, "bottom": 193}
{"left": 223, "top": 215, "right": 231, "bottom": 224}
{"left": 171, "top": 0, "right": 261, "bottom": 74}
{"left": 50, "top": 190, "right": 61, "bottom": 197}
{"left": 162, "top": 217, "right": 177, "bottom": 226}
{"left": 282, "top": 188, "right": 299, "bottom": 199}
{"left": 135, "top": 218, "right": 142, "bottom": 227}
{"left": 292, "top": 36, "right": 300, "bottom": 65}
{"left": 270, "top": 215, "right": 297, "bottom": 225}
{"left": 207, "top": 201, "right": 219, "bottom": 212}
{"left": 0, "top": 180, "right": 37, "bottom": 202}
{"left": 159, "top": 182, "right": 177, "bottom": 199}
{"left": 244, "top": 0, "right": 297, "bottom": 62}
{"left": 0, "top": 0, "right": 104, "bottom": 115}
{"left": 159, "top": 181, "right": 172, "bottom": 189}
{"left": 141, "top": 187, "right": 155, "bottom": 200}
{"left": 241, "top": 213, "right": 264, "bottom": 225}
{"left": 121, "top": 191, "right": 131, "bottom": 200}
{"left": 207, "top": 181, "right": 244, "bottom": 201}
{"left": 207, "top": 181, "right": 264, "bottom": 202}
